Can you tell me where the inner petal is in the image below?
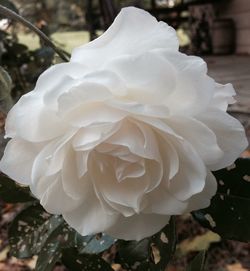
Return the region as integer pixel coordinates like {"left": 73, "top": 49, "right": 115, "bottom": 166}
{"left": 115, "top": 158, "right": 145, "bottom": 182}
{"left": 90, "top": 151, "right": 149, "bottom": 214}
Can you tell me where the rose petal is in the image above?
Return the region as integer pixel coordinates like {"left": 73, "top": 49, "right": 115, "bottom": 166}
{"left": 107, "top": 99, "right": 170, "bottom": 118}
{"left": 62, "top": 148, "right": 90, "bottom": 199}
{"left": 0, "top": 139, "right": 39, "bottom": 185}
{"left": 198, "top": 109, "right": 248, "bottom": 170}
{"left": 31, "top": 130, "right": 76, "bottom": 181}
{"left": 58, "top": 82, "right": 113, "bottom": 115}
{"left": 63, "top": 103, "right": 127, "bottom": 128}
{"left": 90, "top": 151, "right": 148, "bottom": 213}
{"left": 211, "top": 83, "right": 236, "bottom": 111}
{"left": 39, "top": 174, "right": 83, "bottom": 214}
{"left": 186, "top": 170, "right": 217, "bottom": 212}
{"left": 5, "top": 92, "right": 67, "bottom": 142}
{"left": 72, "top": 123, "right": 121, "bottom": 151}
{"left": 156, "top": 50, "right": 214, "bottom": 115}
{"left": 145, "top": 185, "right": 188, "bottom": 215}
{"left": 168, "top": 140, "right": 206, "bottom": 201}
{"left": 63, "top": 188, "right": 119, "bottom": 236}
{"left": 105, "top": 51, "right": 176, "bottom": 104}
{"left": 83, "top": 70, "right": 127, "bottom": 96}
{"left": 71, "top": 7, "right": 179, "bottom": 67}
{"left": 106, "top": 119, "right": 161, "bottom": 161}
{"left": 157, "top": 135, "right": 179, "bottom": 181}
{"left": 35, "top": 62, "right": 87, "bottom": 93}
{"left": 34, "top": 62, "right": 87, "bottom": 110}
{"left": 166, "top": 116, "right": 224, "bottom": 166}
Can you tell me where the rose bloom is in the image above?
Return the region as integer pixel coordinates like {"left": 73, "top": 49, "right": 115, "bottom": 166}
{"left": 0, "top": 7, "right": 248, "bottom": 240}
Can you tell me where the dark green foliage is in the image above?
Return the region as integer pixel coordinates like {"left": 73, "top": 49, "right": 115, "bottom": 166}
{"left": 8, "top": 203, "right": 116, "bottom": 270}
{"left": 76, "top": 233, "right": 116, "bottom": 254}
{"left": 9, "top": 204, "right": 62, "bottom": 258}
{"left": 36, "top": 222, "right": 76, "bottom": 271}
{"left": 117, "top": 217, "right": 176, "bottom": 271}
{"left": 62, "top": 248, "right": 113, "bottom": 271}
{"left": 0, "top": 174, "right": 36, "bottom": 203}
{"left": 0, "top": 66, "right": 13, "bottom": 113}
{"left": 193, "top": 158, "right": 250, "bottom": 241}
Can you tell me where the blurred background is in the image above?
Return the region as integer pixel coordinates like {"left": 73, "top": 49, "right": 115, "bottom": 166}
{"left": 0, "top": 0, "right": 249, "bottom": 270}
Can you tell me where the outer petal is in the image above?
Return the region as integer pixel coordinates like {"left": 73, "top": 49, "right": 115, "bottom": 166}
{"left": 104, "top": 51, "right": 176, "bottom": 104}
{"left": 71, "top": 7, "right": 179, "bottom": 67}
{"left": 211, "top": 83, "right": 236, "bottom": 111}
{"left": 62, "top": 103, "right": 127, "bottom": 128}
{"left": 166, "top": 116, "right": 224, "bottom": 166}
{"left": 57, "top": 82, "right": 113, "bottom": 115}
{"left": 186, "top": 170, "right": 217, "bottom": 212}
{"left": 34, "top": 62, "right": 87, "bottom": 94}
{"left": 31, "top": 130, "right": 76, "bottom": 182}
{"left": 167, "top": 140, "right": 207, "bottom": 201}
{"left": 35, "top": 62, "right": 87, "bottom": 109}
{"left": 0, "top": 139, "right": 39, "bottom": 185}
{"left": 5, "top": 93, "right": 67, "bottom": 142}
{"left": 106, "top": 213, "right": 170, "bottom": 241}
{"left": 145, "top": 185, "right": 188, "bottom": 215}
{"left": 63, "top": 188, "right": 119, "bottom": 236}
{"left": 57, "top": 70, "right": 127, "bottom": 115}
{"left": 156, "top": 50, "right": 214, "bottom": 116}
{"left": 197, "top": 109, "right": 248, "bottom": 170}
{"left": 39, "top": 175, "right": 83, "bottom": 214}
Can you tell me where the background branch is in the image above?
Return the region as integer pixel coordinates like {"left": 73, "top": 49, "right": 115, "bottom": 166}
{"left": 0, "top": 4, "right": 69, "bottom": 62}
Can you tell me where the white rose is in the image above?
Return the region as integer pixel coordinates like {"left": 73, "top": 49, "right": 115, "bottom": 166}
{"left": 0, "top": 7, "right": 248, "bottom": 240}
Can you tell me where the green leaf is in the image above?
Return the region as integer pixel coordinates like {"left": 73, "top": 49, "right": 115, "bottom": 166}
{"left": 36, "top": 222, "right": 76, "bottom": 271}
{"left": 9, "top": 204, "right": 63, "bottom": 258}
{"left": 0, "top": 66, "right": 13, "bottom": 112}
{"left": 8, "top": 200, "right": 114, "bottom": 270}
{"left": 76, "top": 233, "right": 116, "bottom": 254}
{"left": 62, "top": 248, "right": 113, "bottom": 271}
{"left": 117, "top": 217, "right": 176, "bottom": 271}
{"left": 186, "top": 251, "right": 207, "bottom": 271}
{"left": 0, "top": 174, "right": 36, "bottom": 203}
{"left": 193, "top": 158, "right": 250, "bottom": 242}
{"left": 0, "top": 66, "right": 11, "bottom": 94}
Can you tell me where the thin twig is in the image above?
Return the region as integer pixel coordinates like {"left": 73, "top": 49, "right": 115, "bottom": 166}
{"left": 0, "top": 4, "right": 69, "bottom": 62}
